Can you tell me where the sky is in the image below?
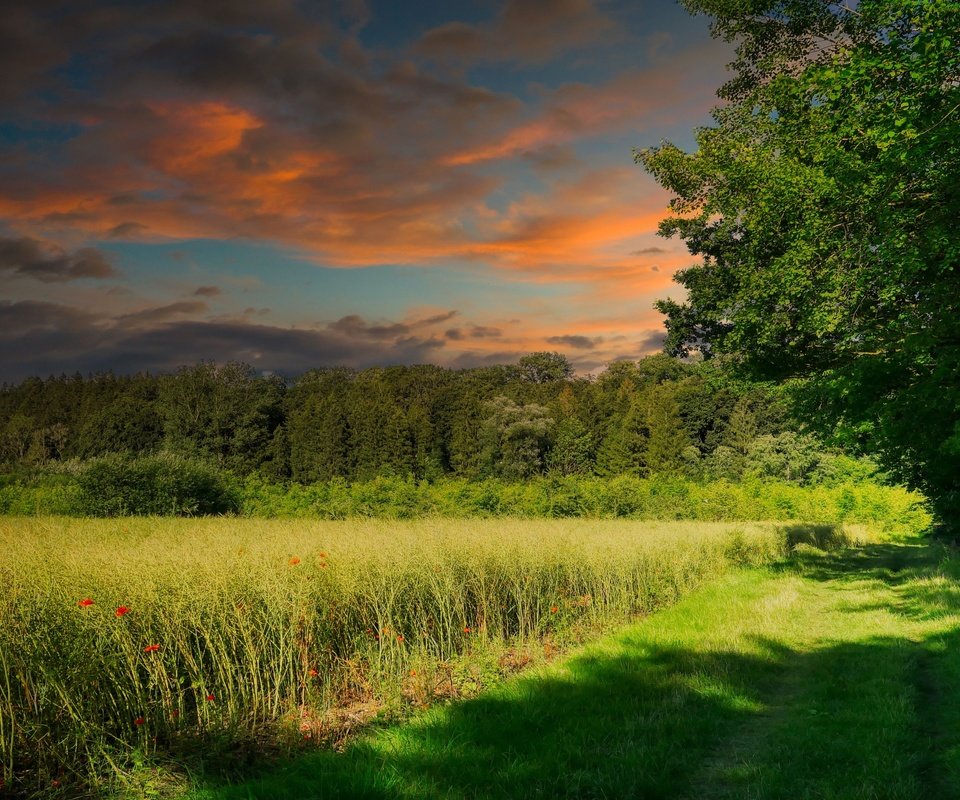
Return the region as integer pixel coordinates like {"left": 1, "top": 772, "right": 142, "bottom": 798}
{"left": 0, "top": 0, "right": 732, "bottom": 383}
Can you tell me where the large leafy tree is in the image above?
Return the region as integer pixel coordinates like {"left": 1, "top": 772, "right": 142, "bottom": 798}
{"left": 639, "top": 0, "right": 960, "bottom": 520}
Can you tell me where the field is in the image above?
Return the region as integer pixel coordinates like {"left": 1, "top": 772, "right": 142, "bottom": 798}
{"left": 196, "top": 537, "right": 960, "bottom": 800}
{"left": 0, "top": 516, "right": 868, "bottom": 797}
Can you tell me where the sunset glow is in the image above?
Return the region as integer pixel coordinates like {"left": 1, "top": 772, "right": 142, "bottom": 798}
{"left": 0, "top": 0, "right": 731, "bottom": 380}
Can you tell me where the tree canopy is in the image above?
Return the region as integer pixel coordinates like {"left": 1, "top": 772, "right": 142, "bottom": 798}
{"left": 638, "top": 0, "right": 960, "bottom": 520}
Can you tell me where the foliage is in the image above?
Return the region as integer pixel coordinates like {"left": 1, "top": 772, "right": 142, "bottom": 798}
{"left": 638, "top": 0, "right": 960, "bottom": 521}
{"left": 233, "top": 475, "right": 930, "bottom": 533}
{"left": 74, "top": 453, "right": 239, "bottom": 516}
{"left": 159, "top": 363, "right": 285, "bottom": 474}
{"left": 479, "top": 397, "right": 553, "bottom": 479}
{"left": 514, "top": 351, "right": 575, "bottom": 384}
{"left": 547, "top": 416, "right": 595, "bottom": 475}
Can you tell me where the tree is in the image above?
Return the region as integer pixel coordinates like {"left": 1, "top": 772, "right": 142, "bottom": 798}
{"left": 0, "top": 413, "right": 34, "bottom": 464}
{"left": 638, "top": 0, "right": 960, "bottom": 519}
{"left": 515, "top": 352, "right": 574, "bottom": 384}
{"left": 478, "top": 396, "right": 553, "bottom": 479}
{"left": 644, "top": 387, "right": 691, "bottom": 475}
{"left": 287, "top": 369, "right": 354, "bottom": 481}
{"left": 595, "top": 391, "right": 648, "bottom": 476}
{"left": 158, "top": 363, "right": 285, "bottom": 473}
{"left": 549, "top": 417, "right": 594, "bottom": 475}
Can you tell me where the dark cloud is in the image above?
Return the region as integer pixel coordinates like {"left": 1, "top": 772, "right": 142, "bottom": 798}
{"left": 0, "top": 299, "right": 447, "bottom": 382}
{"left": 328, "top": 314, "right": 412, "bottom": 338}
{"left": 546, "top": 334, "right": 600, "bottom": 349}
{"left": 0, "top": 236, "right": 118, "bottom": 282}
{"left": 117, "top": 301, "right": 208, "bottom": 326}
{"left": 416, "top": 0, "right": 614, "bottom": 63}
{"left": 631, "top": 246, "right": 669, "bottom": 255}
{"left": 193, "top": 285, "right": 222, "bottom": 297}
{"left": 468, "top": 325, "right": 502, "bottom": 339}
{"left": 327, "top": 310, "right": 456, "bottom": 338}
{"left": 106, "top": 222, "right": 149, "bottom": 239}
{"left": 637, "top": 329, "right": 667, "bottom": 351}
{"left": 445, "top": 324, "right": 502, "bottom": 341}
{"left": 0, "top": 3, "right": 71, "bottom": 104}
{"left": 416, "top": 310, "right": 459, "bottom": 326}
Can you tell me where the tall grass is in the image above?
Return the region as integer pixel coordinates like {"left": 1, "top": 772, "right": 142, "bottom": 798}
{"left": 0, "top": 517, "right": 869, "bottom": 797}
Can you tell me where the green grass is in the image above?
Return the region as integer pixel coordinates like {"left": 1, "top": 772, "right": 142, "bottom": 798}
{"left": 189, "top": 538, "right": 960, "bottom": 800}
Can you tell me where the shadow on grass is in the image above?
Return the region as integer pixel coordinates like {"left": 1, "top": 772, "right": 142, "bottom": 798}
{"left": 194, "top": 541, "right": 960, "bottom": 800}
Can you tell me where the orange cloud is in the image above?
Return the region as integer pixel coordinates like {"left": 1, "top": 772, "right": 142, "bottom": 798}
{"left": 0, "top": 66, "right": 704, "bottom": 288}
{"left": 143, "top": 101, "right": 260, "bottom": 175}
{"left": 441, "top": 66, "right": 690, "bottom": 166}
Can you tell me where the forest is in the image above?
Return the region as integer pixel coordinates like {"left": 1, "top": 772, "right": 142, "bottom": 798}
{"left": 0, "top": 352, "right": 879, "bottom": 494}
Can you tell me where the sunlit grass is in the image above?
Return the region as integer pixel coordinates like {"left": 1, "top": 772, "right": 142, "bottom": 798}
{"left": 0, "top": 517, "right": 866, "bottom": 796}
{"left": 193, "top": 539, "right": 960, "bottom": 800}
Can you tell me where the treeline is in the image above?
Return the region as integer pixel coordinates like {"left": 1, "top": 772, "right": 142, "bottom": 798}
{"left": 0, "top": 352, "right": 876, "bottom": 486}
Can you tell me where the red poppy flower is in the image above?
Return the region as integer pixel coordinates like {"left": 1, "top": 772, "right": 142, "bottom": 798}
{"left": 318, "top": 551, "right": 328, "bottom": 558}
{"left": 550, "top": 606, "right": 558, "bottom": 614}
{"left": 464, "top": 626, "right": 471, "bottom": 633}
{"left": 396, "top": 635, "right": 404, "bottom": 642}
{"left": 170, "top": 710, "right": 180, "bottom": 718}
{"left": 115, "top": 606, "right": 131, "bottom": 617}
{"left": 289, "top": 556, "right": 301, "bottom": 566}
{"left": 143, "top": 644, "right": 160, "bottom": 653}
{"left": 78, "top": 598, "right": 94, "bottom": 608}
{"left": 309, "top": 668, "right": 318, "bottom": 677}
{"left": 134, "top": 717, "right": 145, "bottom": 726}
{"left": 206, "top": 693, "right": 215, "bottom": 702}
{"left": 409, "top": 669, "right": 417, "bottom": 676}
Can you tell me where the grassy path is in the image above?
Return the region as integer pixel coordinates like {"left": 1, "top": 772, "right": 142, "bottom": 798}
{"left": 191, "top": 539, "right": 960, "bottom": 799}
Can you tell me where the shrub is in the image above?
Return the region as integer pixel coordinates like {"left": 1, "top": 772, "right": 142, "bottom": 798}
{"left": 75, "top": 453, "right": 238, "bottom": 516}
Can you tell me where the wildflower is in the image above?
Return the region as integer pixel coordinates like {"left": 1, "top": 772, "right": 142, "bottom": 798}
{"left": 115, "top": 606, "right": 131, "bottom": 617}
{"left": 143, "top": 644, "right": 160, "bottom": 653}
{"left": 318, "top": 551, "right": 328, "bottom": 558}
{"left": 78, "top": 598, "right": 94, "bottom": 608}
{"left": 170, "top": 710, "right": 180, "bottom": 718}
{"left": 134, "top": 717, "right": 145, "bottom": 726}
{"left": 464, "top": 626, "right": 471, "bottom": 633}
{"left": 289, "top": 556, "right": 301, "bottom": 566}
{"left": 309, "top": 669, "right": 318, "bottom": 677}
{"left": 396, "top": 635, "right": 404, "bottom": 642}
{"left": 551, "top": 606, "right": 558, "bottom": 614}
{"left": 409, "top": 669, "right": 417, "bottom": 676}
{"left": 206, "top": 693, "right": 215, "bottom": 702}
{"left": 51, "top": 779, "right": 61, "bottom": 788}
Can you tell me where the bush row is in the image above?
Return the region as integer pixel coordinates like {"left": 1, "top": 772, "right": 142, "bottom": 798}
{"left": 237, "top": 474, "right": 930, "bottom": 533}
{"left": 0, "top": 455, "right": 931, "bottom": 534}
